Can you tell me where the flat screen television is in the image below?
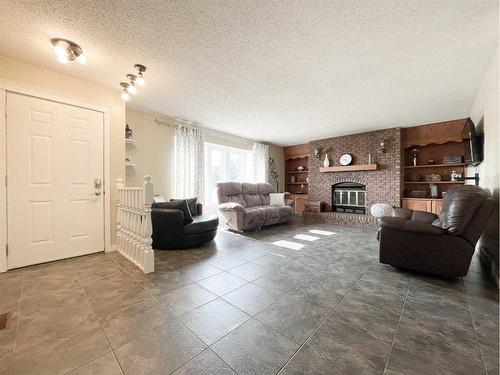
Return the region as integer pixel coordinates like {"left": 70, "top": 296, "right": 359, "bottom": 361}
{"left": 464, "top": 118, "right": 484, "bottom": 167}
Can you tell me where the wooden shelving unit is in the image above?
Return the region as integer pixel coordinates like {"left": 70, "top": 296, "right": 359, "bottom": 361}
{"left": 403, "top": 163, "right": 466, "bottom": 169}
{"left": 401, "top": 118, "right": 471, "bottom": 213}
{"left": 284, "top": 144, "right": 309, "bottom": 214}
{"left": 319, "top": 164, "right": 377, "bottom": 173}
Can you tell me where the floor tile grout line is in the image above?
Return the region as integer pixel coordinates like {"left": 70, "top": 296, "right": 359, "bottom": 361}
{"left": 145, "top": 287, "right": 242, "bottom": 375}
{"left": 461, "top": 277, "right": 489, "bottom": 375}
{"left": 381, "top": 277, "right": 412, "bottom": 374}
{"left": 69, "top": 262, "right": 126, "bottom": 375}
{"left": 276, "top": 270, "right": 369, "bottom": 374}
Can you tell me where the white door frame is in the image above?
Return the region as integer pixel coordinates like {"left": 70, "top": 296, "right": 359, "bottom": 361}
{"left": 0, "top": 79, "right": 113, "bottom": 272}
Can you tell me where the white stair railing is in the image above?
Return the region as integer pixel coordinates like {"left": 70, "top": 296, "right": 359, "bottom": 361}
{"left": 116, "top": 176, "right": 154, "bottom": 274}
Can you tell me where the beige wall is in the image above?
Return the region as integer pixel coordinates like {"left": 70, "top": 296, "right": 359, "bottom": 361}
{"left": 468, "top": 47, "right": 499, "bottom": 196}
{"left": 468, "top": 47, "right": 499, "bottom": 270}
{"left": 125, "top": 108, "right": 175, "bottom": 198}
{"left": 268, "top": 144, "right": 285, "bottom": 192}
{"left": 0, "top": 55, "right": 125, "bottom": 247}
{"left": 126, "top": 108, "right": 285, "bottom": 198}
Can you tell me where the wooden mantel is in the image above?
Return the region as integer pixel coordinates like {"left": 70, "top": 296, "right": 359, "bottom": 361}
{"left": 319, "top": 164, "right": 378, "bottom": 173}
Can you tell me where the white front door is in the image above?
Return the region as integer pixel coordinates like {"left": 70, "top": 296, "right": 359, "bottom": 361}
{"left": 6, "top": 92, "right": 104, "bottom": 268}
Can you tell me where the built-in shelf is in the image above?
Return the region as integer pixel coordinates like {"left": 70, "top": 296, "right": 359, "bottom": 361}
{"left": 125, "top": 163, "right": 136, "bottom": 167}
{"left": 287, "top": 182, "right": 308, "bottom": 185}
{"left": 285, "top": 154, "right": 308, "bottom": 160}
{"left": 404, "top": 181, "right": 464, "bottom": 184}
{"left": 125, "top": 138, "right": 137, "bottom": 145}
{"left": 286, "top": 170, "right": 308, "bottom": 174}
{"left": 403, "top": 163, "right": 466, "bottom": 169}
{"left": 319, "top": 164, "right": 378, "bottom": 173}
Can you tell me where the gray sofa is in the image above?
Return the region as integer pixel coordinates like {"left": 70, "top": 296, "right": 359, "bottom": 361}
{"left": 217, "top": 182, "right": 293, "bottom": 231}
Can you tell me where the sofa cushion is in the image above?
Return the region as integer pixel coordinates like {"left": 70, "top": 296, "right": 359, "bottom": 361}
{"left": 258, "top": 183, "right": 273, "bottom": 194}
{"left": 183, "top": 215, "right": 219, "bottom": 235}
{"left": 242, "top": 182, "right": 259, "bottom": 195}
{"left": 243, "top": 207, "right": 266, "bottom": 228}
{"left": 216, "top": 182, "right": 243, "bottom": 204}
{"left": 170, "top": 198, "right": 197, "bottom": 216}
{"left": 228, "top": 194, "right": 247, "bottom": 207}
{"left": 278, "top": 205, "right": 293, "bottom": 217}
{"left": 244, "top": 206, "right": 280, "bottom": 227}
{"left": 244, "top": 194, "right": 262, "bottom": 207}
{"left": 153, "top": 200, "right": 193, "bottom": 225}
{"left": 260, "top": 194, "right": 270, "bottom": 205}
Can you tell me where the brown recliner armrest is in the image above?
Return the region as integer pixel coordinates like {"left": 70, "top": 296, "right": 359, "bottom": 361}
{"left": 380, "top": 217, "right": 445, "bottom": 235}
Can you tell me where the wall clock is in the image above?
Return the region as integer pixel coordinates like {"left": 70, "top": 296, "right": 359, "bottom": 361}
{"left": 339, "top": 153, "right": 353, "bottom": 166}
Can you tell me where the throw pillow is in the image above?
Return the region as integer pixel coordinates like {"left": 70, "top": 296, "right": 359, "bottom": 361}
{"left": 170, "top": 198, "right": 198, "bottom": 216}
{"left": 269, "top": 193, "right": 286, "bottom": 206}
{"left": 153, "top": 200, "right": 193, "bottom": 225}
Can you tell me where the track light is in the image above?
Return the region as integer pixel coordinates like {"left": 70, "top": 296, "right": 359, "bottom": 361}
{"left": 50, "top": 38, "right": 86, "bottom": 64}
{"left": 120, "top": 82, "right": 130, "bottom": 101}
{"left": 134, "top": 64, "right": 146, "bottom": 86}
{"left": 126, "top": 74, "right": 137, "bottom": 94}
{"left": 136, "top": 72, "right": 144, "bottom": 86}
{"left": 119, "top": 64, "right": 146, "bottom": 100}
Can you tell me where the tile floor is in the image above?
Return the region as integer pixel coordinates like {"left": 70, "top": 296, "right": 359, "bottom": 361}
{"left": 0, "top": 220, "right": 498, "bottom": 374}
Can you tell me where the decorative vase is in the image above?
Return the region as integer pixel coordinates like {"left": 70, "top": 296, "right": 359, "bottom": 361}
{"left": 323, "top": 154, "right": 330, "bottom": 168}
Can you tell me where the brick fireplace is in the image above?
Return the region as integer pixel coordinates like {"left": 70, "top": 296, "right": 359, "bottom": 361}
{"left": 306, "top": 127, "right": 402, "bottom": 227}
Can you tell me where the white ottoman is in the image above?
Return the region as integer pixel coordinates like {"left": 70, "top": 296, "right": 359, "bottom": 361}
{"left": 370, "top": 203, "right": 394, "bottom": 219}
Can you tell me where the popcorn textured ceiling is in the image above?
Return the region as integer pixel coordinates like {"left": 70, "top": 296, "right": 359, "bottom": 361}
{"left": 0, "top": 0, "right": 497, "bottom": 146}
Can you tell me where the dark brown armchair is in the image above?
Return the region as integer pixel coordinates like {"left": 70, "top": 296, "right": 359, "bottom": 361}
{"left": 379, "top": 185, "right": 495, "bottom": 277}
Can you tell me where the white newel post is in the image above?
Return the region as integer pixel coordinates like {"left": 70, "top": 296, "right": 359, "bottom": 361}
{"left": 116, "top": 176, "right": 155, "bottom": 274}
{"left": 142, "top": 175, "right": 154, "bottom": 273}
{"left": 116, "top": 178, "right": 123, "bottom": 254}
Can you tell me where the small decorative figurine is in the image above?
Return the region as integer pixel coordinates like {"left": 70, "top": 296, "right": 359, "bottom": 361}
{"left": 451, "top": 170, "right": 462, "bottom": 181}
{"left": 410, "top": 148, "right": 420, "bottom": 166}
{"left": 125, "top": 124, "right": 133, "bottom": 139}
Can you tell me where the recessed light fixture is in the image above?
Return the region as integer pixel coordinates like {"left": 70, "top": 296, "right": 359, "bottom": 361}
{"left": 50, "top": 38, "right": 86, "bottom": 64}
{"left": 120, "top": 82, "right": 130, "bottom": 101}
{"left": 134, "top": 64, "right": 146, "bottom": 86}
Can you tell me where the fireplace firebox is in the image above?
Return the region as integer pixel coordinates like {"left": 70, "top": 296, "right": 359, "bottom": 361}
{"left": 332, "top": 182, "right": 366, "bottom": 214}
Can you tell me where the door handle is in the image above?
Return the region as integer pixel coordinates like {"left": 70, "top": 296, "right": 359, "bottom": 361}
{"left": 93, "top": 178, "right": 102, "bottom": 196}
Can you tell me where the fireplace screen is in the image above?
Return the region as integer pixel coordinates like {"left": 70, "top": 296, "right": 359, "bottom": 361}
{"left": 332, "top": 182, "right": 366, "bottom": 214}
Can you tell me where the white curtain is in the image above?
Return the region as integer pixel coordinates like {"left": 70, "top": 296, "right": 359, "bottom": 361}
{"left": 174, "top": 124, "right": 204, "bottom": 200}
{"left": 250, "top": 142, "right": 269, "bottom": 183}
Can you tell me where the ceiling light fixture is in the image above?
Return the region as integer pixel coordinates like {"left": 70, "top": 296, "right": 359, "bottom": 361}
{"left": 50, "top": 38, "right": 86, "bottom": 64}
{"left": 120, "top": 82, "right": 130, "bottom": 101}
{"left": 134, "top": 64, "right": 147, "bottom": 86}
{"left": 126, "top": 74, "right": 137, "bottom": 94}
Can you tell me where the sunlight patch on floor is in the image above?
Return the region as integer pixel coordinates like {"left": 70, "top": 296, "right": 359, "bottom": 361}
{"left": 309, "top": 229, "right": 336, "bottom": 236}
{"left": 294, "top": 234, "right": 319, "bottom": 242}
{"left": 271, "top": 240, "right": 305, "bottom": 250}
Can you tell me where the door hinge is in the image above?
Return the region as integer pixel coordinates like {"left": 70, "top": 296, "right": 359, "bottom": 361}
{"left": 5, "top": 244, "right": 8, "bottom": 256}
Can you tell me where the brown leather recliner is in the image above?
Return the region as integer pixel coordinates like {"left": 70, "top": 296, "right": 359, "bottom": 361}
{"left": 379, "top": 185, "right": 495, "bottom": 277}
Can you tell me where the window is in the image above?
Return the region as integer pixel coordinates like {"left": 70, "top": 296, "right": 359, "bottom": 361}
{"left": 204, "top": 143, "right": 251, "bottom": 210}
